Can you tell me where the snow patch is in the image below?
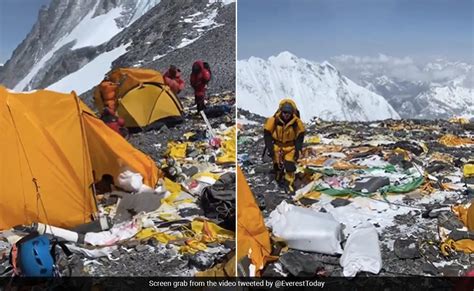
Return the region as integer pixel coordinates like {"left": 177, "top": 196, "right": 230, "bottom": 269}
{"left": 176, "top": 37, "right": 201, "bottom": 49}
{"left": 14, "top": 0, "right": 159, "bottom": 91}
{"left": 152, "top": 54, "right": 165, "bottom": 61}
{"left": 237, "top": 118, "right": 259, "bottom": 125}
{"left": 176, "top": 8, "right": 222, "bottom": 50}
{"left": 47, "top": 44, "right": 129, "bottom": 94}
{"left": 209, "top": 0, "right": 235, "bottom": 5}
{"left": 128, "top": 0, "right": 161, "bottom": 25}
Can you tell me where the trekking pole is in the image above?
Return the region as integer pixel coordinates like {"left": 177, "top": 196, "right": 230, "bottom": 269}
{"left": 200, "top": 110, "right": 216, "bottom": 138}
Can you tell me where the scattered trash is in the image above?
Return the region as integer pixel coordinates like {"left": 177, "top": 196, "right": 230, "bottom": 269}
{"left": 340, "top": 223, "right": 382, "bottom": 277}
{"left": 239, "top": 109, "right": 473, "bottom": 277}
{"left": 267, "top": 201, "right": 343, "bottom": 255}
{"left": 0, "top": 89, "right": 235, "bottom": 277}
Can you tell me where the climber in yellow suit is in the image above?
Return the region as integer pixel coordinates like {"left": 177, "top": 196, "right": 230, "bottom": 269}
{"left": 264, "top": 99, "right": 305, "bottom": 194}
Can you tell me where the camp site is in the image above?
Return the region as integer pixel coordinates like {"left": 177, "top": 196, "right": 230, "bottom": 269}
{"left": 0, "top": 0, "right": 236, "bottom": 278}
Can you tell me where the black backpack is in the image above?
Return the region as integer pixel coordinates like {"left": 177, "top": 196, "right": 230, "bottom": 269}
{"left": 200, "top": 172, "right": 235, "bottom": 231}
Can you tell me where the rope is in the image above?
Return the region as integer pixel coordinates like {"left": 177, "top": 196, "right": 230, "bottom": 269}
{"left": 6, "top": 101, "right": 52, "bottom": 227}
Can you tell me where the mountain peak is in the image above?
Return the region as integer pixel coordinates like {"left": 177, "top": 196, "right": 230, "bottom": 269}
{"left": 321, "top": 60, "right": 336, "bottom": 70}
{"left": 269, "top": 51, "right": 298, "bottom": 64}
{"left": 238, "top": 53, "right": 400, "bottom": 122}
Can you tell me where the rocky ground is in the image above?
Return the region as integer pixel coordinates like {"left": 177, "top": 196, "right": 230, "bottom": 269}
{"left": 0, "top": 92, "right": 235, "bottom": 277}
{"left": 238, "top": 109, "right": 473, "bottom": 278}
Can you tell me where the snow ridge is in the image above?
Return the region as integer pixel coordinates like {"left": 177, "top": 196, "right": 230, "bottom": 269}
{"left": 238, "top": 52, "right": 400, "bottom": 122}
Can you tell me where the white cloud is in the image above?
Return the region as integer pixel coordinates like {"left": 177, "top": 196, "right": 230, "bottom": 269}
{"left": 331, "top": 54, "right": 473, "bottom": 88}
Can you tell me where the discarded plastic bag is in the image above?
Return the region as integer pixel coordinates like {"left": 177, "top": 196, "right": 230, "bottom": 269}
{"left": 340, "top": 223, "right": 382, "bottom": 277}
{"left": 267, "top": 201, "right": 343, "bottom": 255}
{"left": 84, "top": 219, "right": 142, "bottom": 246}
{"left": 67, "top": 244, "right": 117, "bottom": 258}
{"left": 117, "top": 170, "right": 143, "bottom": 192}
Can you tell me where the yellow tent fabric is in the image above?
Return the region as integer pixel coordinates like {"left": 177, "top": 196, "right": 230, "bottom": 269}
{"left": 453, "top": 201, "right": 474, "bottom": 231}
{"left": 438, "top": 134, "right": 474, "bottom": 147}
{"left": 94, "top": 68, "right": 184, "bottom": 128}
{"left": 83, "top": 114, "right": 159, "bottom": 187}
{"left": 237, "top": 166, "right": 273, "bottom": 276}
{"left": 0, "top": 86, "right": 159, "bottom": 230}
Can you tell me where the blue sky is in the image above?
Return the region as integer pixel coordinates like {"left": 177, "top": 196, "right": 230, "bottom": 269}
{"left": 238, "top": 0, "right": 474, "bottom": 62}
{"left": 0, "top": 0, "right": 51, "bottom": 63}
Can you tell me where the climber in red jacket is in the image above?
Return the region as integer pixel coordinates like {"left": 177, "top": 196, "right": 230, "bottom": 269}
{"left": 100, "top": 107, "right": 128, "bottom": 138}
{"left": 190, "top": 60, "right": 211, "bottom": 112}
{"left": 163, "top": 65, "right": 185, "bottom": 95}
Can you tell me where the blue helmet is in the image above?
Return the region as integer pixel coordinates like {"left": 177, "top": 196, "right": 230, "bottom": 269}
{"left": 18, "top": 235, "right": 55, "bottom": 277}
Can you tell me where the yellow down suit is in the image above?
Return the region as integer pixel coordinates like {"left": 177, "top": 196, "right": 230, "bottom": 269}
{"left": 263, "top": 99, "right": 305, "bottom": 192}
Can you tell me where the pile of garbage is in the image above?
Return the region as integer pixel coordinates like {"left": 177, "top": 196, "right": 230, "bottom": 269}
{"left": 238, "top": 109, "right": 473, "bottom": 278}
{"left": 0, "top": 93, "right": 235, "bottom": 277}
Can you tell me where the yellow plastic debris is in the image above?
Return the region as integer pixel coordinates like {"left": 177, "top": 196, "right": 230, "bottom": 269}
{"left": 463, "top": 164, "right": 474, "bottom": 178}
{"left": 429, "top": 152, "right": 454, "bottom": 163}
{"left": 180, "top": 239, "right": 208, "bottom": 254}
{"left": 305, "top": 136, "right": 321, "bottom": 144}
{"left": 183, "top": 132, "right": 196, "bottom": 140}
{"left": 161, "top": 178, "right": 182, "bottom": 204}
{"left": 438, "top": 134, "right": 474, "bottom": 147}
{"left": 216, "top": 126, "right": 236, "bottom": 165}
{"left": 452, "top": 239, "right": 474, "bottom": 253}
{"left": 217, "top": 140, "right": 236, "bottom": 164}
{"left": 449, "top": 117, "right": 470, "bottom": 125}
{"left": 394, "top": 148, "right": 411, "bottom": 160}
{"left": 192, "top": 171, "right": 222, "bottom": 181}
{"left": 167, "top": 142, "right": 188, "bottom": 159}
{"left": 332, "top": 160, "right": 366, "bottom": 170}
{"left": 299, "top": 191, "right": 321, "bottom": 200}
{"left": 453, "top": 202, "right": 474, "bottom": 231}
{"left": 135, "top": 228, "right": 178, "bottom": 244}
{"left": 191, "top": 220, "right": 235, "bottom": 243}
{"left": 157, "top": 211, "right": 182, "bottom": 221}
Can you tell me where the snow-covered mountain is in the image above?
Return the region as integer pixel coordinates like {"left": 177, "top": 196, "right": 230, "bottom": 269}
{"left": 237, "top": 52, "right": 400, "bottom": 122}
{"left": 0, "top": 0, "right": 235, "bottom": 102}
{"left": 332, "top": 55, "right": 473, "bottom": 119}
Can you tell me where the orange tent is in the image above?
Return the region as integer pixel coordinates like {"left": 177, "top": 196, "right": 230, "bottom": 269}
{"left": 0, "top": 86, "right": 160, "bottom": 230}
{"left": 237, "top": 166, "right": 273, "bottom": 276}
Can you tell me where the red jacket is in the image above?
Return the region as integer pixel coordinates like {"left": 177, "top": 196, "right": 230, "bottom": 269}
{"left": 190, "top": 61, "right": 211, "bottom": 98}
{"left": 164, "top": 69, "right": 185, "bottom": 95}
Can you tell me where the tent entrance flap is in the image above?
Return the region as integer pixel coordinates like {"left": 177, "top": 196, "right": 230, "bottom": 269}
{"left": 0, "top": 85, "right": 160, "bottom": 230}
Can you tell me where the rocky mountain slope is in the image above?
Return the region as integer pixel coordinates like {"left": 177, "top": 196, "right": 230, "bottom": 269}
{"left": 0, "top": 0, "right": 235, "bottom": 102}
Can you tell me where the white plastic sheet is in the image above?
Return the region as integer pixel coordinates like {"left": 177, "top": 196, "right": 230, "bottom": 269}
{"left": 117, "top": 170, "right": 143, "bottom": 192}
{"left": 267, "top": 201, "right": 343, "bottom": 254}
{"left": 340, "top": 223, "right": 382, "bottom": 277}
{"left": 67, "top": 244, "right": 117, "bottom": 258}
{"left": 84, "top": 220, "right": 141, "bottom": 246}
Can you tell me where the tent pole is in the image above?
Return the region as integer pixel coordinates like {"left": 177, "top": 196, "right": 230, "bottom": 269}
{"left": 72, "top": 91, "right": 99, "bottom": 220}
{"left": 146, "top": 85, "right": 165, "bottom": 127}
